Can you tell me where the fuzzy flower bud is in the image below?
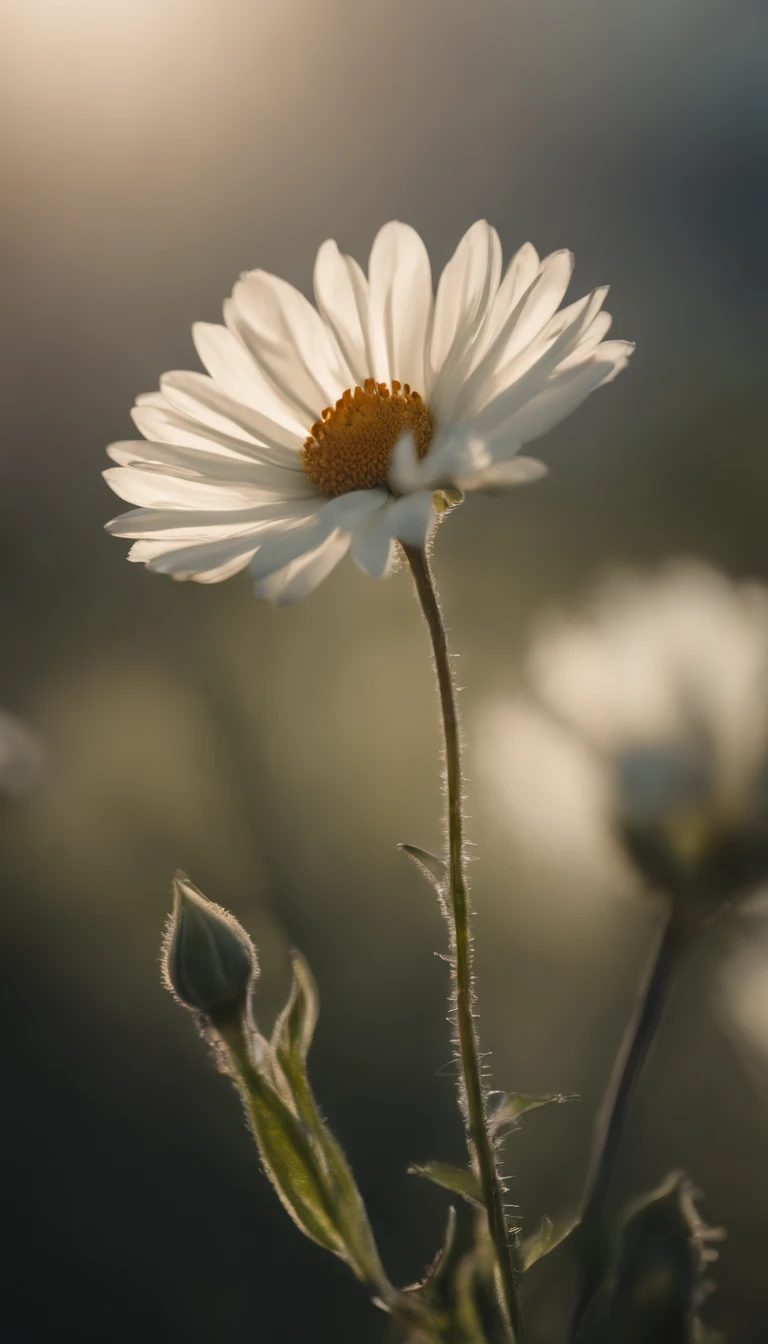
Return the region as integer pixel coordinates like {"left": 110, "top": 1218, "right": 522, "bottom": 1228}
{"left": 162, "top": 873, "right": 258, "bottom": 1023}
{"left": 586, "top": 1172, "right": 723, "bottom": 1343}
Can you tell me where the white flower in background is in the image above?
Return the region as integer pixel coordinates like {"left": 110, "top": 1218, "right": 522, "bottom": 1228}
{"left": 0, "top": 706, "right": 43, "bottom": 795}
{"left": 484, "top": 564, "right": 768, "bottom": 909}
{"left": 720, "top": 937, "right": 768, "bottom": 1063}
{"left": 104, "top": 221, "right": 632, "bottom": 604}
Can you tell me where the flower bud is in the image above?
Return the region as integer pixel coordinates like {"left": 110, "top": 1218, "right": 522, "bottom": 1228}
{"left": 162, "top": 873, "right": 258, "bottom": 1023}
{"left": 585, "top": 1172, "right": 723, "bottom": 1344}
{"left": 616, "top": 744, "right": 768, "bottom": 916}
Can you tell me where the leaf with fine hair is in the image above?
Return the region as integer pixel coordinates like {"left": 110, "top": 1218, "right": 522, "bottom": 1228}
{"left": 488, "top": 1091, "right": 574, "bottom": 1138}
{"left": 399, "top": 842, "right": 448, "bottom": 895}
{"left": 409, "top": 1162, "right": 484, "bottom": 1208}
{"left": 266, "top": 952, "right": 389, "bottom": 1294}
{"left": 238, "top": 1062, "right": 348, "bottom": 1259}
{"left": 520, "top": 1214, "right": 575, "bottom": 1270}
{"left": 271, "top": 949, "right": 318, "bottom": 1067}
{"left": 268, "top": 950, "right": 319, "bottom": 1115}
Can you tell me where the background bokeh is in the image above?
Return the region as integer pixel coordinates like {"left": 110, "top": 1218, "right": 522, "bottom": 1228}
{"left": 2, "top": 1, "right": 768, "bottom": 1339}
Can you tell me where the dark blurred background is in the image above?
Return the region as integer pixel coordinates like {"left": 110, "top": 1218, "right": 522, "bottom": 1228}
{"left": 2, "top": 1, "right": 768, "bottom": 1340}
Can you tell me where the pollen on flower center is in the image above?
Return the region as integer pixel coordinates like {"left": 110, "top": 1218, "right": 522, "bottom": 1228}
{"left": 302, "top": 379, "right": 435, "bottom": 496}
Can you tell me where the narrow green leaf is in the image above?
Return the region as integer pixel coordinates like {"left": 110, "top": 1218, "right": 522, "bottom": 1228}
{"left": 409, "top": 1162, "right": 484, "bottom": 1208}
{"left": 399, "top": 843, "right": 448, "bottom": 894}
{"left": 520, "top": 1214, "right": 575, "bottom": 1270}
{"left": 239, "top": 1063, "right": 346, "bottom": 1259}
{"left": 270, "top": 949, "right": 318, "bottom": 1067}
{"left": 266, "top": 954, "right": 389, "bottom": 1293}
{"left": 489, "top": 1091, "right": 574, "bottom": 1137}
{"left": 309, "top": 1108, "right": 390, "bottom": 1291}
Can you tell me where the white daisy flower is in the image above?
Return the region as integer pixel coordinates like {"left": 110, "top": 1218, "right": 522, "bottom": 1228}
{"left": 104, "top": 221, "right": 632, "bottom": 604}
{"left": 508, "top": 564, "right": 768, "bottom": 908}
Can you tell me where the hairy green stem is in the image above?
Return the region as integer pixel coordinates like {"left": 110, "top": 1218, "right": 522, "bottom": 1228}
{"left": 568, "top": 911, "right": 690, "bottom": 1340}
{"left": 405, "top": 544, "right": 525, "bottom": 1344}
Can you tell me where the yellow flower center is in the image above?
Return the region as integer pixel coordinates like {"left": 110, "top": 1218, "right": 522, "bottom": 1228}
{"left": 302, "top": 378, "right": 435, "bottom": 496}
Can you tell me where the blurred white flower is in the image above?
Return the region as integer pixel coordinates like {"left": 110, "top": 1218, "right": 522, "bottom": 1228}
{"left": 104, "top": 221, "right": 631, "bottom": 604}
{"left": 487, "top": 564, "right": 768, "bottom": 910}
{"left": 720, "top": 937, "right": 768, "bottom": 1062}
{"left": 0, "top": 706, "right": 43, "bottom": 795}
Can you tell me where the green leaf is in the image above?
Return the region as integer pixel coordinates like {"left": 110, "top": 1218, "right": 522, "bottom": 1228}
{"left": 520, "top": 1214, "right": 575, "bottom": 1270}
{"left": 308, "top": 1102, "right": 390, "bottom": 1291}
{"left": 409, "top": 1162, "right": 484, "bottom": 1208}
{"left": 488, "top": 1091, "right": 574, "bottom": 1137}
{"left": 399, "top": 843, "right": 448, "bottom": 894}
{"left": 271, "top": 949, "right": 318, "bottom": 1067}
{"left": 240, "top": 1062, "right": 347, "bottom": 1259}
{"left": 268, "top": 950, "right": 319, "bottom": 1115}
{"left": 263, "top": 954, "right": 389, "bottom": 1294}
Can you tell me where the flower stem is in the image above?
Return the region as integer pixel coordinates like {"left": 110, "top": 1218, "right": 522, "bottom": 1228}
{"left": 568, "top": 910, "right": 690, "bottom": 1340}
{"left": 404, "top": 544, "right": 525, "bottom": 1344}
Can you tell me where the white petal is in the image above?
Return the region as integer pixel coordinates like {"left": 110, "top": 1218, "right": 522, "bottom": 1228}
{"left": 556, "top": 309, "right": 613, "bottom": 368}
{"left": 253, "top": 530, "right": 350, "bottom": 606}
{"left": 454, "top": 251, "right": 575, "bottom": 417}
{"left": 586, "top": 339, "right": 635, "bottom": 383}
{"left": 484, "top": 242, "right": 540, "bottom": 340}
{"left": 195, "top": 552, "right": 261, "bottom": 584}
{"left": 103, "top": 465, "right": 274, "bottom": 512}
{"left": 248, "top": 489, "right": 385, "bottom": 581}
{"left": 106, "top": 500, "right": 317, "bottom": 541}
{"left": 161, "top": 371, "right": 305, "bottom": 456}
{"left": 350, "top": 490, "right": 434, "bottom": 574}
{"left": 388, "top": 431, "right": 424, "bottom": 494}
{"left": 390, "top": 425, "right": 485, "bottom": 493}
{"left": 230, "top": 270, "right": 350, "bottom": 416}
{"left": 193, "top": 322, "right": 308, "bottom": 437}
{"left": 428, "top": 221, "right": 502, "bottom": 415}
{"left": 350, "top": 510, "right": 396, "bottom": 578}
{"left": 470, "top": 456, "right": 548, "bottom": 492}
{"left": 146, "top": 533, "right": 260, "bottom": 582}
{"left": 350, "top": 491, "right": 434, "bottom": 576}
{"left": 472, "top": 291, "right": 611, "bottom": 434}
{"left": 497, "top": 355, "right": 624, "bottom": 444}
{"left": 313, "top": 240, "right": 371, "bottom": 386}
{"left": 543, "top": 288, "right": 609, "bottom": 346}
{"left": 130, "top": 399, "right": 303, "bottom": 471}
{"left": 390, "top": 428, "right": 543, "bottom": 495}
{"left": 367, "top": 222, "right": 433, "bottom": 390}
{"left": 106, "top": 440, "right": 315, "bottom": 497}
{"left": 321, "top": 487, "right": 389, "bottom": 530}
{"left": 385, "top": 490, "right": 435, "bottom": 547}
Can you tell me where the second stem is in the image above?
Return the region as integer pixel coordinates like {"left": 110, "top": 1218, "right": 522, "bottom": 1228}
{"left": 405, "top": 544, "right": 525, "bottom": 1344}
